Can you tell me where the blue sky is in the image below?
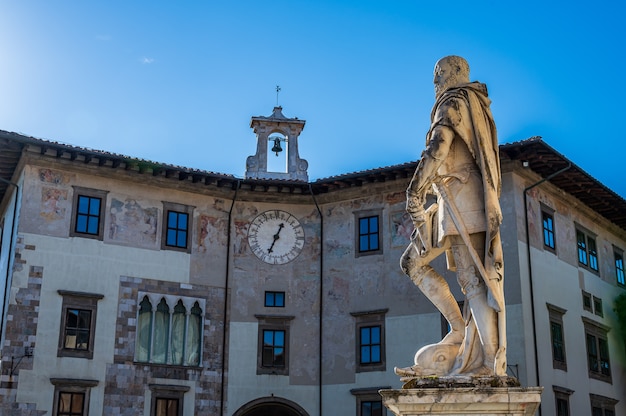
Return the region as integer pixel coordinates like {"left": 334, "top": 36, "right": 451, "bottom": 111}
{"left": 1, "top": 1, "right": 625, "bottom": 198}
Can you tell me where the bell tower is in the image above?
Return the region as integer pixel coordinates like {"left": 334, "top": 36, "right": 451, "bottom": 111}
{"left": 245, "top": 106, "right": 308, "bottom": 181}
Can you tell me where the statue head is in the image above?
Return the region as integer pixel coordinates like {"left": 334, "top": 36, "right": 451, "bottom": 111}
{"left": 434, "top": 56, "right": 470, "bottom": 98}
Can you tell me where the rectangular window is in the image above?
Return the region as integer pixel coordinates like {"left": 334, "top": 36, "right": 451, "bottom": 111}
{"left": 359, "top": 215, "right": 380, "bottom": 253}
{"left": 135, "top": 293, "right": 204, "bottom": 366}
{"left": 590, "top": 394, "right": 618, "bottom": 416}
{"left": 361, "top": 400, "right": 383, "bottom": 416}
{"left": 615, "top": 250, "right": 625, "bottom": 286}
{"left": 256, "top": 315, "right": 293, "bottom": 375}
{"left": 593, "top": 296, "right": 603, "bottom": 317}
{"left": 583, "top": 318, "right": 612, "bottom": 383}
{"left": 262, "top": 329, "right": 285, "bottom": 368}
{"left": 57, "top": 391, "right": 85, "bottom": 416}
{"left": 51, "top": 378, "right": 98, "bottom": 416}
{"left": 553, "top": 386, "right": 573, "bottom": 416}
{"left": 577, "top": 229, "right": 599, "bottom": 271}
{"left": 76, "top": 196, "right": 101, "bottom": 235}
{"left": 70, "top": 187, "right": 108, "bottom": 240}
{"left": 542, "top": 211, "right": 556, "bottom": 251}
{"left": 360, "top": 326, "right": 382, "bottom": 365}
{"left": 352, "top": 309, "right": 387, "bottom": 372}
{"left": 547, "top": 303, "right": 567, "bottom": 371}
{"left": 583, "top": 291, "right": 593, "bottom": 312}
{"left": 64, "top": 308, "right": 92, "bottom": 351}
{"left": 58, "top": 291, "right": 103, "bottom": 359}
{"left": 161, "top": 202, "right": 194, "bottom": 252}
{"left": 351, "top": 388, "right": 388, "bottom": 416}
{"left": 155, "top": 398, "right": 178, "bottom": 416}
{"left": 149, "top": 384, "right": 188, "bottom": 416}
{"left": 264, "top": 291, "right": 285, "bottom": 307}
{"left": 166, "top": 211, "right": 188, "bottom": 248}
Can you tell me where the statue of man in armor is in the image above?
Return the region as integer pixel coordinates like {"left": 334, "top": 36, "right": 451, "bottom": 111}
{"left": 396, "top": 56, "right": 506, "bottom": 378}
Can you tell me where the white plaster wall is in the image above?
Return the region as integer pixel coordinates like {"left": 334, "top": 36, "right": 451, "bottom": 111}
{"left": 227, "top": 322, "right": 319, "bottom": 416}
{"left": 13, "top": 232, "right": 191, "bottom": 414}
{"left": 518, "top": 242, "right": 625, "bottom": 415}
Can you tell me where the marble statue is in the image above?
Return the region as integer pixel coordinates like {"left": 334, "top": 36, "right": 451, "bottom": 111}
{"left": 396, "top": 56, "right": 506, "bottom": 378}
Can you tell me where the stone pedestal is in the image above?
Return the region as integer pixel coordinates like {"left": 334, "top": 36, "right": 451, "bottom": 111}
{"left": 379, "top": 378, "right": 542, "bottom": 416}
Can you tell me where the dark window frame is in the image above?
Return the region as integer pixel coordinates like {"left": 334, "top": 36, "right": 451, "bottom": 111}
{"left": 70, "top": 187, "right": 108, "bottom": 240}
{"left": 582, "top": 317, "right": 612, "bottom": 383}
{"left": 553, "top": 385, "right": 573, "bottom": 416}
{"left": 57, "top": 291, "right": 103, "bottom": 359}
{"left": 350, "top": 387, "right": 389, "bottom": 416}
{"left": 576, "top": 227, "right": 599, "bottom": 272}
{"left": 355, "top": 210, "right": 383, "bottom": 257}
{"left": 50, "top": 378, "right": 98, "bottom": 416}
{"left": 593, "top": 296, "right": 603, "bottom": 317}
{"left": 547, "top": 303, "right": 567, "bottom": 371}
{"left": 161, "top": 202, "right": 194, "bottom": 253}
{"left": 582, "top": 290, "right": 593, "bottom": 313}
{"left": 255, "top": 314, "right": 294, "bottom": 376}
{"left": 351, "top": 309, "right": 387, "bottom": 373}
{"left": 542, "top": 208, "right": 556, "bottom": 252}
{"left": 264, "top": 291, "right": 285, "bottom": 308}
{"left": 614, "top": 247, "right": 625, "bottom": 287}
{"left": 590, "top": 393, "right": 618, "bottom": 416}
{"left": 149, "top": 384, "right": 189, "bottom": 416}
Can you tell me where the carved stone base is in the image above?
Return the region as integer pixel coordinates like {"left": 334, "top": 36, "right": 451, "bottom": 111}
{"left": 380, "top": 378, "right": 542, "bottom": 416}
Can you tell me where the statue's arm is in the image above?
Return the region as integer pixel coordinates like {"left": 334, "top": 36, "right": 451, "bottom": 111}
{"left": 406, "top": 125, "right": 455, "bottom": 223}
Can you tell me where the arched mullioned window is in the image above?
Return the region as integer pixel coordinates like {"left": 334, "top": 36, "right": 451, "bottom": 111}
{"left": 134, "top": 294, "right": 204, "bottom": 366}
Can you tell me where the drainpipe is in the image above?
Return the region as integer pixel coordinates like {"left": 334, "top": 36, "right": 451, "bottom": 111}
{"left": 220, "top": 180, "right": 240, "bottom": 416}
{"left": 309, "top": 184, "right": 323, "bottom": 416}
{"left": 523, "top": 162, "right": 571, "bottom": 416}
{"left": 0, "top": 177, "right": 19, "bottom": 352}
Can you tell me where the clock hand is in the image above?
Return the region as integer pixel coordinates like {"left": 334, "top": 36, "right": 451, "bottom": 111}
{"left": 267, "top": 223, "right": 284, "bottom": 253}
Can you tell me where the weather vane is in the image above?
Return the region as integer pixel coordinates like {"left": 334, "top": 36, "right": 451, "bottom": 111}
{"left": 276, "top": 85, "right": 281, "bottom": 106}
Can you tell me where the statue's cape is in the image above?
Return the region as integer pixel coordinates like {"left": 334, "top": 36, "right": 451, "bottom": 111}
{"left": 432, "top": 83, "right": 507, "bottom": 375}
{"left": 431, "top": 82, "right": 504, "bottom": 307}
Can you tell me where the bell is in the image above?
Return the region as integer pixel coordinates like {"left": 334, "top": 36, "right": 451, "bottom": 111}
{"left": 271, "top": 138, "right": 283, "bottom": 156}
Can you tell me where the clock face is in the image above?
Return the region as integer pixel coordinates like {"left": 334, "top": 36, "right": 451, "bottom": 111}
{"left": 248, "top": 210, "right": 305, "bottom": 264}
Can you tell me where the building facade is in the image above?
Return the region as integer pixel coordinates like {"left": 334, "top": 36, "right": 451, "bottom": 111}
{"left": 0, "top": 109, "right": 624, "bottom": 415}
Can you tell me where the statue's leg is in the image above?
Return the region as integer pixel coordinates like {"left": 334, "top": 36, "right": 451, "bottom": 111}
{"left": 450, "top": 234, "right": 499, "bottom": 373}
{"left": 400, "top": 242, "right": 464, "bottom": 345}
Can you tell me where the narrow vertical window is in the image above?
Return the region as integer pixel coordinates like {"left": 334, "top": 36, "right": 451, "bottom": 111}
{"left": 548, "top": 303, "right": 567, "bottom": 371}
{"left": 152, "top": 299, "right": 170, "bottom": 364}
{"left": 577, "top": 230, "right": 588, "bottom": 266}
{"left": 615, "top": 250, "right": 625, "bottom": 286}
{"left": 136, "top": 296, "right": 153, "bottom": 363}
{"left": 360, "top": 325, "right": 382, "bottom": 365}
{"left": 171, "top": 301, "right": 186, "bottom": 365}
{"left": 185, "top": 302, "right": 202, "bottom": 366}
{"left": 359, "top": 216, "right": 380, "bottom": 252}
{"left": 542, "top": 211, "right": 556, "bottom": 250}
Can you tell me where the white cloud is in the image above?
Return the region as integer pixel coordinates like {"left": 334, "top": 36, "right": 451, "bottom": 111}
{"left": 141, "top": 57, "right": 155, "bottom": 64}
